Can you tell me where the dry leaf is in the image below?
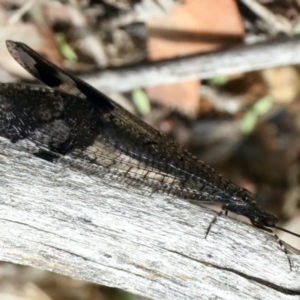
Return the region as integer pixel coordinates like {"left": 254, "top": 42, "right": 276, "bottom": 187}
{"left": 146, "top": 0, "right": 244, "bottom": 116}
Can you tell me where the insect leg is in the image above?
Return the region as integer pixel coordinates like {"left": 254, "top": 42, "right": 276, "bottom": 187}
{"left": 254, "top": 224, "right": 292, "bottom": 271}
{"left": 274, "top": 233, "right": 292, "bottom": 271}
{"left": 205, "top": 206, "right": 228, "bottom": 238}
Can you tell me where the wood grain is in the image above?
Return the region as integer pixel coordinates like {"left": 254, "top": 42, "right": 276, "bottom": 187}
{"left": 0, "top": 137, "right": 300, "bottom": 300}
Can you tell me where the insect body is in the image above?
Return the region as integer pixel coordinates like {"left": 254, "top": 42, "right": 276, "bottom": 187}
{"left": 0, "top": 40, "right": 298, "bottom": 269}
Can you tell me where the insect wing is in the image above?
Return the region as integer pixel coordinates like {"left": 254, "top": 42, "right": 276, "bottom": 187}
{"left": 5, "top": 40, "right": 242, "bottom": 203}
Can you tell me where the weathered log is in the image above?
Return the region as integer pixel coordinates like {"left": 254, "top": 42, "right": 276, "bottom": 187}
{"left": 0, "top": 137, "right": 300, "bottom": 299}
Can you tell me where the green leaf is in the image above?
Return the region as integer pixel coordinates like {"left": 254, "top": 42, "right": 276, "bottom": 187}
{"left": 132, "top": 89, "right": 151, "bottom": 115}
{"left": 241, "top": 96, "right": 273, "bottom": 134}
{"left": 208, "top": 75, "right": 228, "bottom": 85}
{"left": 293, "top": 21, "right": 300, "bottom": 34}
{"left": 56, "top": 34, "right": 78, "bottom": 61}
{"left": 120, "top": 292, "right": 134, "bottom": 300}
{"left": 242, "top": 110, "right": 258, "bottom": 134}
{"left": 253, "top": 96, "right": 273, "bottom": 115}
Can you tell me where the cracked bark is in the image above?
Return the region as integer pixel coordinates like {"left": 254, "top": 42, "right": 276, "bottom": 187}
{"left": 0, "top": 137, "right": 300, "bottom": 300}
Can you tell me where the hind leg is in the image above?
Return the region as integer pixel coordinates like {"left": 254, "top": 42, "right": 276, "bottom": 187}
{"left": 205, "top": 205, "right": 228, "bottom": 238}
{"left": 253, "top": 224, "right": 292, "bottom": 271}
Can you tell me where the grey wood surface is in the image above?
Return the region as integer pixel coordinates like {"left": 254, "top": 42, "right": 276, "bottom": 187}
{"left": 0, "top": 136, "right": 300, "bottom": 300}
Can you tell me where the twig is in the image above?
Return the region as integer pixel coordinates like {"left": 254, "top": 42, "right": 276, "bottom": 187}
{"left": 2, "top": 36, "right": 300, "bottom": 93}
{"left": 67, "top": 2, "right": 108, "bottom": 67}
{"left": 0, "top": 137, "right": 299, "bottom": 300}
{"left": 0, "top": 0, "right": 36, "bottom": 40}
{"left": 81, "top": 35, "right": 300, "bottom": 93}
{"left": 6, "top": 0, "right": 36, "bottom": 25}
{"left": 100, "top": 0, "right": 179, "bottom": 30}
{"left": 240, "top": 0, "right": 292, "bottom": 34}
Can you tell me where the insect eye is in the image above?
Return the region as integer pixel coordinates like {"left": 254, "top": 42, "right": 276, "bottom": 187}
{"left": 265, "top": 217, "right": 278, "bottom": 227}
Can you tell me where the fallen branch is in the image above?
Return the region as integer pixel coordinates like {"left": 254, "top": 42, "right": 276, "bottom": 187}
{"left": 2, "top": 36, "right": 300, "bottom": 93}
{"left": 82, "top": 35, "right": 300, "bottom": 93}
{"left": 0, "top": 137, "right": 299, "bottom": 300}
{"left": 240, "top": 0, "right": 292, "bottom": 34}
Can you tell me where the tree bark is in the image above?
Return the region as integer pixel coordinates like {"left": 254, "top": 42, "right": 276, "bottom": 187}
{"left": 0, "top": 137, "right": 300, "bottom": 300}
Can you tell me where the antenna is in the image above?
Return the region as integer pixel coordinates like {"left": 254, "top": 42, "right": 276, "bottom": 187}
{"left": 274, "top": 226, "right": 300, "bottom": 238}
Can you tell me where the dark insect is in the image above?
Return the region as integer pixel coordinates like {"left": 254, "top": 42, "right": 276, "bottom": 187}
{"left": 0, "top": 40, "right": 299, "bottom": 269}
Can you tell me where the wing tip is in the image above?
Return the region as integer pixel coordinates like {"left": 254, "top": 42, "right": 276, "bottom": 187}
{"left": 6, "top": 40, "right": 17, "bottom": 50}
{"left": 5, "top": 40, "right": 23, "bottom": 59}
{"left": 6, "top": 39, "right": 13, "bottom": 45}
{"left": 6, "top": 40, "right": 30, "bottom": 57}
